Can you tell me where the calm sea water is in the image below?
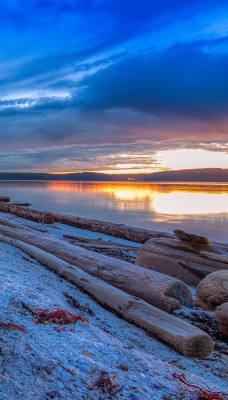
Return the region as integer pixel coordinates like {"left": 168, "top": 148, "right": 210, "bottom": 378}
{"left": 0, "top": 181, "right": 227, "bottom": 244}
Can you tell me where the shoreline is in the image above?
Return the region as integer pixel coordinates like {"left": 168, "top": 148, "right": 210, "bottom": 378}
{"left": 0, "top": 181, "right": 227, "bottom": 244}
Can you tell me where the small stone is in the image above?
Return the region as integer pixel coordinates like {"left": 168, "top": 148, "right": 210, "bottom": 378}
{"left": 82, "top": 350, "right": 93, "bottom": 357}
{"left": 65, "top": 383, "right": 75, "bottom": 391}
{"left": 61, "top": 371, "right": 72, "bottom": 383}
{"left": 118, "top": 363, "right": 129, "bottom": 371}
{"left": 55, "top": 366, "right": 63, "bottom": 375}
{"left": 78, "top": 362, "right": 89, "bottom": 373}
{"left": 46, "top": 391, "right": 60, "bottom": 399}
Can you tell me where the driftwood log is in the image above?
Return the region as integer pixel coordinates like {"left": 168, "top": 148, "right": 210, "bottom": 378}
{"left": 136, "top": 237, "right": 228, "bottom": 286}
{"left": 55, "top": 213, "right": 173, "bottom": 243}
{"left": 0, "top": 223, "right": 193, "bottom": 313}
{"left": 196, "top": 270, "right": 228, "bottom": 310}
{"left": 215, "top": 302, "right": 228, "bottom": 338}
{"left": 0, "top": 216, "right": 47, "bottom": 233}
{"left": 0, "top": 203, "right": 54, "bottom": 224}
{"left": 0, "top": 202, "right": 172, "bottom": 242}
{"left": 0, "top": 196, "right": 10, "bottom": 202}
{"left": 0, "top": 233, "right": 213, "bottom": 358}
{"left": 63, "top": 234, "right": 139, "bottom": 251}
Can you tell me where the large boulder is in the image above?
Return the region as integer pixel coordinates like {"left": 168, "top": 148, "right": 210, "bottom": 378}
{"left": 196, "top": 270, "right": 228, "bottom": 310}
{"left": 215, "top": 302, "right": 228, "bottom": 338}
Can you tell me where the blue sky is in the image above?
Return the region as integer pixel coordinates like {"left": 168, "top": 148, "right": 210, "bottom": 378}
{"left": 0, "top": 0, "right": 227, "bottom": 173}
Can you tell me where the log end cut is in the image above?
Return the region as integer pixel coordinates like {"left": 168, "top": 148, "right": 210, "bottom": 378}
{"left": 176, "top": 331, "right": 214, "bottom": 358}
{"left": 40, "top": 213, "right": 55, "bottom": 224}
{"left": 165, "top": 281, "right": 194, "bottom": 309}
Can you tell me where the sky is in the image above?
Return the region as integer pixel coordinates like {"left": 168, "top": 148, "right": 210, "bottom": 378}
{"left": 0, "top": 0, "right": 228, "bottom": 174}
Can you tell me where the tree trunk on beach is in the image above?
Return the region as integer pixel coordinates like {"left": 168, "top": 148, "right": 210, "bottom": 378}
{"left": 0, "top": 196, "right": 10, "bottom": 202}
{"left": 0, "top": 216, "right": 47, "bottom": 233}
{"left": 0, "top": 233, "right": 213, "bottom": 358}
{"left": 54, "top": 213, "right": 173, "bottom": 243}
{"left": 0, "top": 223, "right": 193, "bottom": 313}
{"left": 0, "top": 203, "right": 54, "bottom": 224}
{"left": 136, "top": 237, "right": 228, "bottom": 286}
{"left": 0, "top": 202, "right": 172, "bottom": 242}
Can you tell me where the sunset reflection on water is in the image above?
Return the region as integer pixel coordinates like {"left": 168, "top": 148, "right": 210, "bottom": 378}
{"left": 48, "top": 181, "right": 228, "bottom": 216}
{"left": 1, "top": 181, "right": 227, "bottom": 242}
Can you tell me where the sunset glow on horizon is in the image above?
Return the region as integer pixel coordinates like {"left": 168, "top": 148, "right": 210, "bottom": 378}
{"left": 47, "top": 148, "right": 228, "bottom": 175}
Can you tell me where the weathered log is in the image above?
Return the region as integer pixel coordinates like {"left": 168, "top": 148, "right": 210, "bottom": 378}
{"left": 199, "top": 251, "right": 228, "bottom": 265}
{"left": 63, "top": 234, "right": 139, "bottom": 251}
{"left": 0, "top": 196, "right": 10, "bottom": 202}
{"left": 0, "top": 223, "right": 193, "bottom": 312}
{"left": 215, "top": 302, "right": 228, "bottom": 338}
{"left": 0, "top": 203, "right": 54, "bottom": 224}
{"left": 0, "top": 216, "right": 47, "bottom": 233}
{"left": 0, "top": 233, "right": 213, "bottom": 358}
{"left": 55, "top": 214, "right": 173, "bottom": 243}
{"left": 196, "top": 270, "right": 228, "bottom": 310}
{"left": 0, "top": 202, "right": 173, "bottom": 243}
{"left": 136, "top": 238, "right": 228, "bottom": 286}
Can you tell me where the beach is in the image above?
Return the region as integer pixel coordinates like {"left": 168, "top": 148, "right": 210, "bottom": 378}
{"left": 0, "top": 210, "right": 227, "bottom": 400}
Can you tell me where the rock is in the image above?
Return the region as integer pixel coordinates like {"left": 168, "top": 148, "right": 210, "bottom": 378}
{"left": 46, "top": 391, "right": 60, "bottom": 399}
{"left": 196, "top": 270, "right": 228, "bottom": 310}
{"left": 61, "top": 371, "right": 72, "bottom": 383}
{"left": 215, "top": 302, "right": 228, "bottom": 338}
{"left": 174, "top": 229, "right": 211, "bottom": 245}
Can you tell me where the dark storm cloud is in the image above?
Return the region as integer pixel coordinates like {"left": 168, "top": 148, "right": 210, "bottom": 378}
{"left": 81, "top": 41, "right": 228, "bottom": 119}
{"left": 1, "top": 39, "right": 227, "bottom": 122}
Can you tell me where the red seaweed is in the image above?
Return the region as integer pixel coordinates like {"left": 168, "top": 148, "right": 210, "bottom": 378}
{"left": 63, "top": 292, "right": 94, "bottom": 316}
{"left": 93, "top": 371, "right": 120, "bottom": 394}
{"left": 0, "top": 321, "right": 26, "bottom": 332}
{"left": 31, "top": 308, "right": 89, "bottom": 325}
{"left": 173, "top": 373, "right": 227, "bottom": 400}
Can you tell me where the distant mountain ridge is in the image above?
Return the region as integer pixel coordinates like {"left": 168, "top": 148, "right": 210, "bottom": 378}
{"left": 0, "top": 168, "right": 227, "bottom": 182}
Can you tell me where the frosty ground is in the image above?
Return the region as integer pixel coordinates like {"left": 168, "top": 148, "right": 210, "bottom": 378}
{"left": 0, "top": 212, "right": 227, "bottom": 400}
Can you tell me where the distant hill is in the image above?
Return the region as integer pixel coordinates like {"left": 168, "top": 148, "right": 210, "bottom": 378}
{"left": 130, "top": 168, "right": 228, "bottom": 182}
{"left": 0, "top": 168, "right": 227, "bottom": 182}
